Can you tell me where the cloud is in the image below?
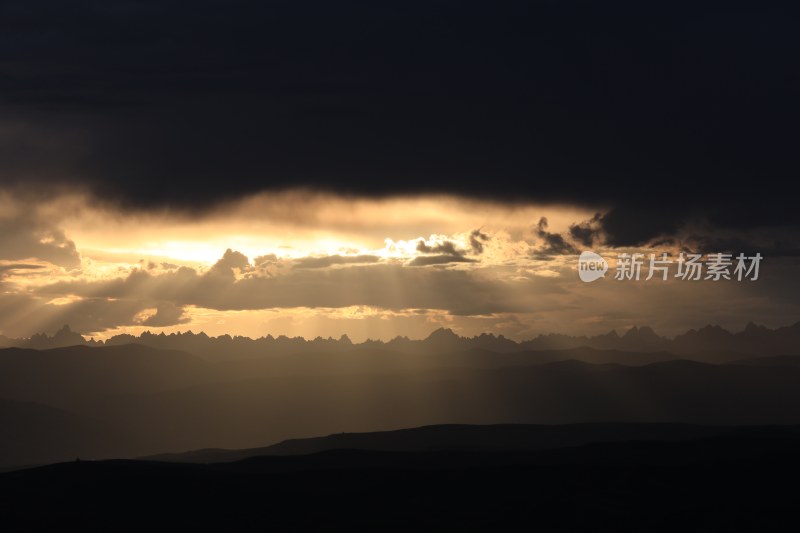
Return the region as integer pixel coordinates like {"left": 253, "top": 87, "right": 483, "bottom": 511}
{"left": 597, "top": 206, "right": 685, "bottom": 247}
{"left": 36, "top": 251, "right": 526, "bottom": 317}
{"left": 415, "top": 239, "right": 463, "bottom": 256}
{"left": 0, "top": 215, "right": 80, "bottom": 269}
{"left": 5, "top": 243, "right": 800, "bottom": 339}
{"left": 0, "top": 0, "right": 795, "bottom": 250}
{"left": 683, "top": 233, "right": 800, "bottom": 258}
{"left": 0, "top": 263, "right": 47, "bottom": 276}
{"left": 139, "top": 302, "right": 189, "bottom": 327}
{"left": 254, "top": 254, "right": 278, "bottom": 266}
{"left": 294, "top": 255, "right": 381, "bottom": 269}
{"left": 211, "top": 249, "right": 251, "bottom": 274}
{"left": 569, "top": 214, "right": 603, "bottom": 248}
{"left": 407, "top": 255, "right": 477, "bottom": 267}
{"left": 533, "top": 217, "right": 578, "bottom": 258}
{"left": 469, "top": 229, "right": 490, "bottom": 254}
{"left": 0, "top": 294, "right": 168, "bottom": 337}
{"left": 411, "top": 236, "right": 478, "bottom": 266}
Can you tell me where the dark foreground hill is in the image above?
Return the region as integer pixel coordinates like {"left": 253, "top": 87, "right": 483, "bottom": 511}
{"left": 144, "top": 422, "right": 742, "bottom": 464}
{"left": 3, "top": 425, "right": 800, "bottom": 532}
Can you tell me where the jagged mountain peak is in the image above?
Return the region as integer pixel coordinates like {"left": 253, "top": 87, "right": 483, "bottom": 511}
{"left": 425, "top": 327, "right": 461, "bottom": 342}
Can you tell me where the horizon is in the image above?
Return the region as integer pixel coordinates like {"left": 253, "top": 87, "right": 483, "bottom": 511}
{"left": 6, "top": 320, "right": 800, "bottom": 348}
{"left": 10, "top": 319, "right": 800, "bottom": 345}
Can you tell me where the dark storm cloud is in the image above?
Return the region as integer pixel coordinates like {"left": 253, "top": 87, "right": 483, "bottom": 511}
{"left": 533, "top": 218, "right": 578, "bottom": 257}
{"left": 0, "top": 0, "right": 797, "bottom": 241}
{"left": 596, "top": 206, "right": 686, "bottom": 247}
{"left": 569, "top": 214, "right": 603, "bottom": 248}
{"left": 684, "top": 234, "right": 800, "bottom": 258}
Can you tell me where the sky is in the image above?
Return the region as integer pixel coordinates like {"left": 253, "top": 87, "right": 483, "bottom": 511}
{"left": 1, "top": 1, "right": 798, "bottom": 340}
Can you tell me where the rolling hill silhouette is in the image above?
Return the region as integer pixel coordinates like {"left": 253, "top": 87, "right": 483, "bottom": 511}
{"left": 0, "top": 398, "right": 133, "bottom": 469}
{"left": 3, "top": 424, "right": 800, "bottom": 531}
{"left": 0, "top": 344, "right": 210, "bottom": 410}
{"left": 142, "top": 422, "right": 745, "bottom": 464}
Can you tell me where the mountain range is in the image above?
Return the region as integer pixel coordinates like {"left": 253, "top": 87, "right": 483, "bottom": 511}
{"left": 3, "top": 339, "right": 800, "bottom": 468}
{"left": 4, "top": 321, "right": 800, "bottom": 359}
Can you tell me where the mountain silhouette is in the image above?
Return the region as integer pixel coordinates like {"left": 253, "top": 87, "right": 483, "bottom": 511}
{"left": 3, "top": 320, "right": 800, "bottom": 469}
{"left": 22, "top": 325, "right": 87, "bottom": 350}
{"left": 4, "top": 341, "right": 800, "bottom": 466}
{"left": 0, "top": 344, "right": 209, "bottom": 410}
{"left": 0, "top": 398, "right": 133, "bottom": 468}
{"left": 6, "top": 320, "right": 800, "bottom": 359}
{"left": 4, "top": 324, "right": 800, "bottom": 531}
